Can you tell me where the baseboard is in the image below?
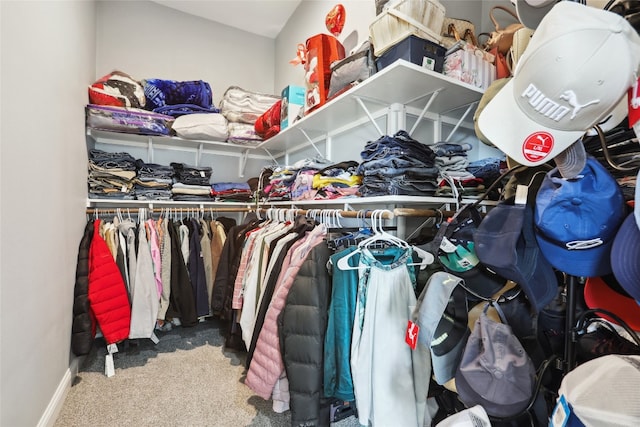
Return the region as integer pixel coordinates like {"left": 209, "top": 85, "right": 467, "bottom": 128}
{"left": 37, "top": 357, "right": 80, "bottom": 427}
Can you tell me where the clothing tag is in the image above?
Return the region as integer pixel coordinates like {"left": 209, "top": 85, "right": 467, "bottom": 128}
{"left": 628, "top": 77, "right": 640, "bottom": 140}
{"left": 550, "top": 394, "right": 570, "bottom": 427}
{"left": 440, "top": 236, "right": 457, "bottom": 253}
{"left": 515, "top": 185, "right": 528, "bottom": 205}
{"left": 121, "top": 185, "right": 127, "bottom": 193}
{"left": 105, "top": 353, "right": 115, "bottom": 377}
{"left": 629, "top": 77, "right": 640, "bottom": 124}
{"left": 150, "top": 333, "right": 160, "bottom": 344}
{"left": 200, "top": 171, "right": 205, "bottom": 178}
{"left": 405, "top": 320, "right": 419, "bottom": 350}
{"left": 107, "top": 343, "right": 119, "bottom": 354}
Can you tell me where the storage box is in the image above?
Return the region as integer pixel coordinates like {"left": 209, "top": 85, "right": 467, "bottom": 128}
{"left": 280, "top": 85, "right": 305, "bottom": 130}
{"left": 375, "top": 35, "right": 446, "bottom": 72}
{"left": 443, "top": 43, "right": 496, "bottom": 90}
{"left": 370, "top": 0, "right": 446, "bottom": 57}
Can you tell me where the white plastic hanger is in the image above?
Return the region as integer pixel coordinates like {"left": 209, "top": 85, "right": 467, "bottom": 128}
{"left": 336, "top": 210, "right": 434, "bottom": 271}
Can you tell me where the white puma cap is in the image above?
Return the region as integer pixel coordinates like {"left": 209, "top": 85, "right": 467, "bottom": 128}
{"left": 478, "top": 2, "right": 640, "bottom": 167}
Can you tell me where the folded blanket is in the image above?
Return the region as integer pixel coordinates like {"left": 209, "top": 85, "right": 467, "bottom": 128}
{"left": 220, "top": 86, "right": 280, "bottom": 124}
{"left": 227, "top": 122, "right": 263, "bottom": 145}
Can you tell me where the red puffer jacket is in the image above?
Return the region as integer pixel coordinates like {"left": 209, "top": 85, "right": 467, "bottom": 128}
{"left": 88, "top": 219, "right": 131, "bottom": 344}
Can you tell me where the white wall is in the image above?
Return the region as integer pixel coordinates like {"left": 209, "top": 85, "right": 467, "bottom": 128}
{"left": 0, "top": 1, "right": 96, "bottom": 426}
{"left": 96, "top": 0, "right": 278, "bottom": 107}
{"left": 94, "top": 0, "right": 279, "bottom": 182}
{"left": 0, "top": 1, "right": 619, "bottom": 426}
{"left": 275, "top": 0, "right": 378, "bottom": 93}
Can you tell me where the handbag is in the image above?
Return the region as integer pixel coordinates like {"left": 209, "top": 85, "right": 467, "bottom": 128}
{"left": 483, "top": 5, "right": 523, "bottom": 56}
{"left": 327, "top": 40, "right": 376, "bottom": 99}
{"left": 440, "top": 17, "right": 475, "bottom": 49}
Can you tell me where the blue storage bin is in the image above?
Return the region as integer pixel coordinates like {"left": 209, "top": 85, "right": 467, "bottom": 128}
{"left": 375, "top": 35, "right": 446, "bottom": 73}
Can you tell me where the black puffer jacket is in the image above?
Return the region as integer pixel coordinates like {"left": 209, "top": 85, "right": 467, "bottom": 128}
{"left": 71, "top": 220, "right": 95, "bottom": 356}
{"left": 279, "top": 244, "right": 332, "bottom": 427}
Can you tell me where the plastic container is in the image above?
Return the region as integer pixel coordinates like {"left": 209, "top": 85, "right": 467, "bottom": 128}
{"left": 375, "top": 34, "right": 447, "bottom": 73}
{"left": 370, "top": 0, "right": 446, "bottom": 57}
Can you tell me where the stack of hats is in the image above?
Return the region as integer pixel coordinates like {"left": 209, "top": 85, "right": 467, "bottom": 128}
{"left": 473, "top": 1, "right": 640, "bottom": 284}
{"left": 589, "top": 169, "right": 640, "bottom": 333}
{"left": 475, "top": 1, "right": 640, "bottom": 178}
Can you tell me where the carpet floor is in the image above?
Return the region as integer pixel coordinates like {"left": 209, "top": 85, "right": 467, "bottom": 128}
{"left": 54, "top": 319, "right": 360, "bottom": 427}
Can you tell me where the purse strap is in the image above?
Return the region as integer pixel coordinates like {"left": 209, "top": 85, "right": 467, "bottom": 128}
{"left": 447, "top": 23, "right": 462, "bottom": 41}
{"left": 489, "top": 5, "right": 520, "bottom": 31}
{"left": 462, "top": 28, "right": 477, "bottom": 46}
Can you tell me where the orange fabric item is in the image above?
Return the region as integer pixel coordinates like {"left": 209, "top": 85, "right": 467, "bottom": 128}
{"left": 488, "top": 46, "right": 511, "bottom": 79}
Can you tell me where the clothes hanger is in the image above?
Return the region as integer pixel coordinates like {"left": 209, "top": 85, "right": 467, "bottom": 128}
{"left": 593, "top": 124, "right": 640, "bottom": 171}
{"left": 336, "top": 210, "right": 434, "bottom": 271}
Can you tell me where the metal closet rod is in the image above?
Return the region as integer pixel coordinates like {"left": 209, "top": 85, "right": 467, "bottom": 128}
{"left": 85, "top": 206, "right": 395, "bottom": 219}
{"left": 85, "top": 206, "right": 456, "bottom": 219}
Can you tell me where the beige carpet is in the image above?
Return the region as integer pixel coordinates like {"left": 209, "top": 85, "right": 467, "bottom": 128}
{"left": 55, "top": 319, "right": 359, "bottom": 427}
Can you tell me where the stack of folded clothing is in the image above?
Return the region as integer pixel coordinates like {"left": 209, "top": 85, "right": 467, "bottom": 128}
{"left": 465, "top": 156, "right": 507, "bottom": 198}
{"left": 170, "top": 162, "right": 213, "bottom": 201}
{"left": 291, "top": 169, "right": 320, "bottom": 201}
{"left": 357, "top": 131, "right": 438, "bottom": 197}
{"left": 264, "top": 166, "right": 296, "bottom": 201}
{"left": 264, "top": 158, "right": 329, "bottom": 201}
{"left": 88, "top": 149, "right": 137, "bottom": 200}
{"left": 433, "top": 142, "right": 474, "bottom": 179}
{"left": 432, "top": 141, "right": 484, "bottom": 197}
{"left": 134, "top": 159, "right": 173, "bottom": 201}
{"left": 211, "top": 182, "right": 253, "bottom": 202}
{"left": 220, "top": 86, "right": 280, "bottom": 145}
{"left": 312, "top": 161, "right": 362, "bottom": 199}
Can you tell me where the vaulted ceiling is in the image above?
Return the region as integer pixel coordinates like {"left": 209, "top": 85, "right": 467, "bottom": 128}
{"left": 150, "top": 0, "right": 303, "bottom": 39}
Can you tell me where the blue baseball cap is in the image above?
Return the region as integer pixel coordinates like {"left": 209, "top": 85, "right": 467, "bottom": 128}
{"left": 611, "top": 212, "right": 640, "bottom": 303}
{"left": 534, "top": 156, "right": 626, "bottom": 278}
{"left": 474, "top": 198, "right": 558, "bottom": 312}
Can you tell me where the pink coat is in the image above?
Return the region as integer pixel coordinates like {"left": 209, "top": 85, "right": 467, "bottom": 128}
{"left": 244, "top": 224, "right": 327, "bottom": 399}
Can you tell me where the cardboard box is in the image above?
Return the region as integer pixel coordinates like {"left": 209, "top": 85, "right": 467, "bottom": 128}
{"left": 280, "top": 85, "right": 305, "bottom": 130}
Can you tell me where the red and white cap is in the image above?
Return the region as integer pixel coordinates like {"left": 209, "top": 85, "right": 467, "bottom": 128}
{"left": 478, "top": 2, "right": 640, "bottom": 167}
